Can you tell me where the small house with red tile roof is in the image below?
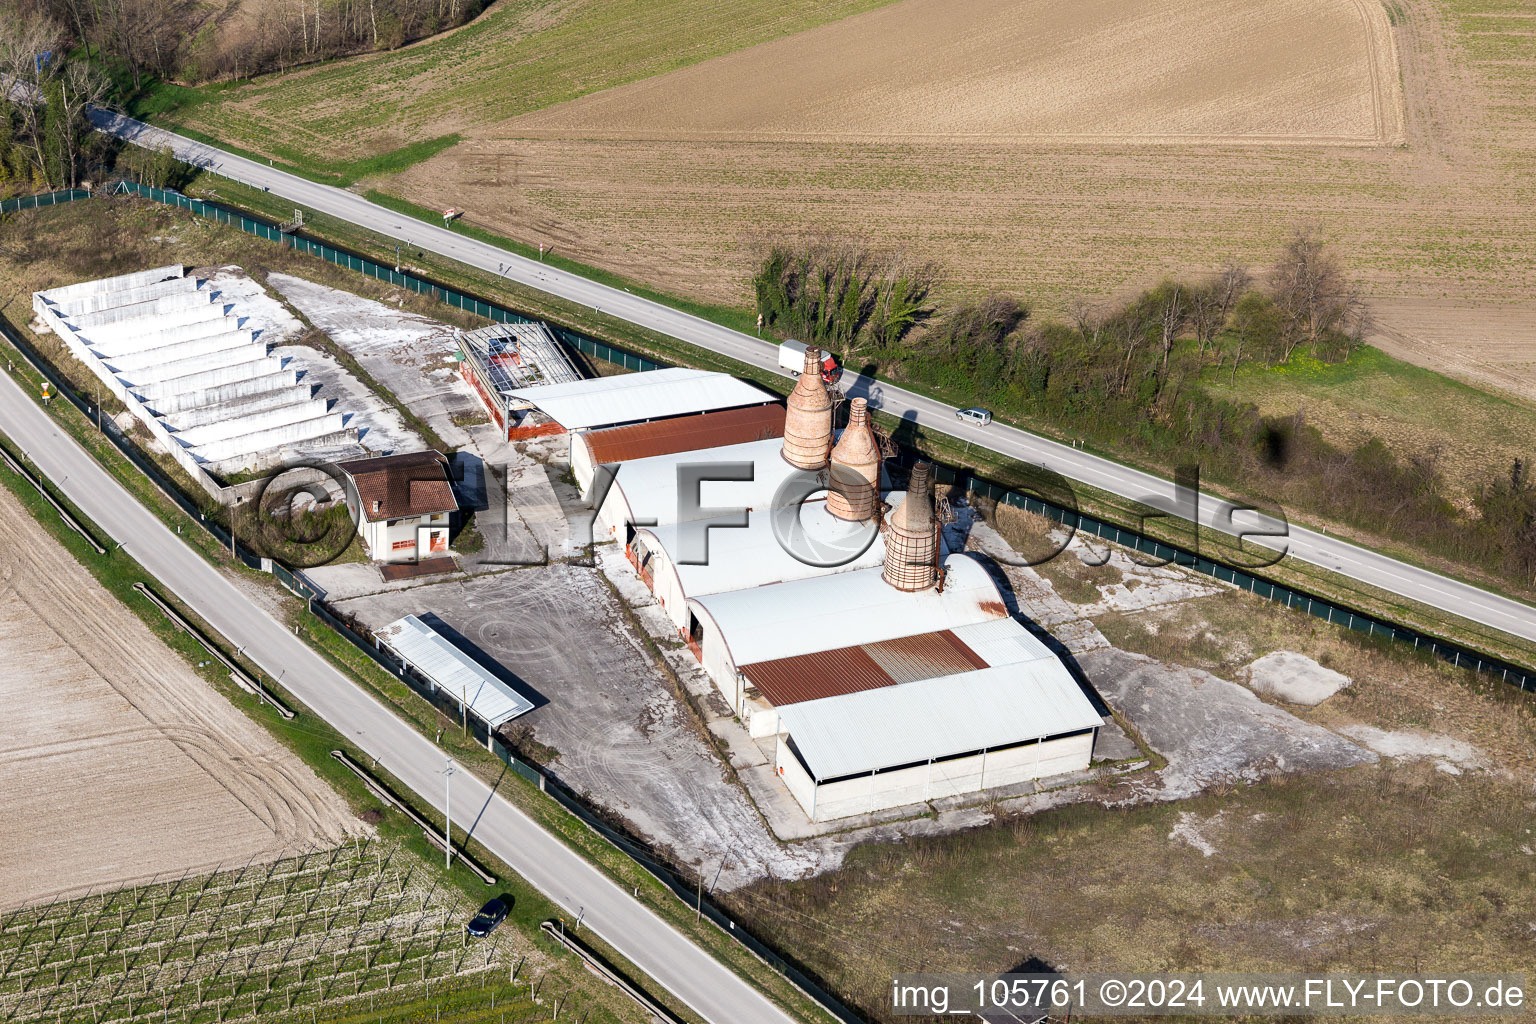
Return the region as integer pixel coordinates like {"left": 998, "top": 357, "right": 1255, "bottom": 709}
{"left": 336, "top": 450, "right": 458, "bottom": 563}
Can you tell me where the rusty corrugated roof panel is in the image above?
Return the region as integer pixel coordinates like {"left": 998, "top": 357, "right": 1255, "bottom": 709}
{"left": 741, "top": 629, "right": 986, "bottom": 707}
{"left": 581, "top": 404, "right": 784, "bottom": 466}
{"left": 742, "top": 646, "right": 892, "bottom": 708}
{"left": 864, "top": 630, "right": 988, "bottom": 683}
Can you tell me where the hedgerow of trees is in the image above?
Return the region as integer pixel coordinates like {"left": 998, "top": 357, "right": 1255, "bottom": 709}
{"left": 755, "top": 228, "right": 1536, "bottom": 588}
{"left": 14, "top": 0, "right": 490, "bottom": 87}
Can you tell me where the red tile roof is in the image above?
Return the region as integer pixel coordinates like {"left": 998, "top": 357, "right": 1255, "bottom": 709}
{"left": 741, "top": 629, "right": 987, "bottom": 707}
{"left": 337, "top": 450, "right": 457, "bottom": 522}
{"left": 580, "top": 404, "right": 784, "bottom": 466}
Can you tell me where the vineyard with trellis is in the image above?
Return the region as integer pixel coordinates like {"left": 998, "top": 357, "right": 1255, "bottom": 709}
{"left": 0, "top": 840, "right": 577, "bottom": 1024}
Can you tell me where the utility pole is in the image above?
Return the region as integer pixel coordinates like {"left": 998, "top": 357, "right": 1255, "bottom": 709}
{"left": 443, "top": 758, "right": 456, "bottom": 871}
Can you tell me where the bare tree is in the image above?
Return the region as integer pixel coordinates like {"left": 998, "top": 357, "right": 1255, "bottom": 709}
{"left": 1067, "top": 295, "right": 1105, "bottom": 346}
{"left": 51, "top": 60, "right": 107, "bottom": 186}
{"left": 1271, "top": 224, "right": 1351, "bottom": 360}
{"left": 1216, "top": 258, "right": 1252, "bottom": 321}
{"left": 1155, "top": 282, "right": 1186, "bottom": 378}
{"left": 1186, "top": 281, "right": 1223, "bottom": 360}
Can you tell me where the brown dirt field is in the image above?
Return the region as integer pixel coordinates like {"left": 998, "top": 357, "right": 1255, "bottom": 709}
{"left": 0, "top": 487, "right": 362, "bottom": 911}
{"left": 387, "top": 0, "right": 1536, "bottom": 397}
{"left": 508, "top": 0, "right": 1404, "bottom": 144}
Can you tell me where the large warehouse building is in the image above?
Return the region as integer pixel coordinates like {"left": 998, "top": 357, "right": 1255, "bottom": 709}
{"left": 595, "top": 349, "right": 1102, "bottom": 821}
{"left": 468, "top": 363, "right": 777, "bottom": 440}
{"left": 570, "top": 403, "right": 785, "bottom": 497}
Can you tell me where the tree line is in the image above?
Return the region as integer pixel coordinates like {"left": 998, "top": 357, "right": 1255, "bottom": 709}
{"left": 754, "top": 229, "right": 1536, "bottom": 589}
{"left": 12, "top": 0, "right": 489, "bottom": 88}
{"left": 0, "top": 10, "right": 108, "bottom": 194}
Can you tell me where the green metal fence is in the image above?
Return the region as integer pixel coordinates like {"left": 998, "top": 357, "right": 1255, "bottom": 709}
{"left": 932, "top": 460, "right": 1536, "bottom": 692}
{"left": 0, "top": 188, "right": 91, "bottom": 213}
{"left": 111, "top": 181, "right": 663, "bottom": 372}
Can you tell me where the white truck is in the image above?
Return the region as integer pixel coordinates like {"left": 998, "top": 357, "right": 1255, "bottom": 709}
{"left": 777, "top": 340, "right": 841, "bottom": 384}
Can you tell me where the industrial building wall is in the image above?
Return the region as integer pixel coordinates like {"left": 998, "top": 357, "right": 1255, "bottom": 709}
{"left": 643, "top": 551, "right": 690, "bottom": 632}
{"left": 570, "top": 435, "right": 597, "bottom": 497}
{"left": 458, "top": 361, "right": 508, "bottom": 438}
{"left": 594, "top": 486, "right": 631, "bottom": 545}
{"left": 693, "top": 613, "right": 743, "bottom": 713}
{"left": 776, "top": 731, "right": 1095, "bottom": 822}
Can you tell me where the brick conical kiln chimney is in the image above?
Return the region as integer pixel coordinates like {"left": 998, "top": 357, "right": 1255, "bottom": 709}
{"left": 781, "top": 345, "right": 833, "bottom": 470}
{"left": 881, "top": 461, "right": 940, "bottom": 592}
{"left": 827, "top": 397, "right": 880, "bottom": 522}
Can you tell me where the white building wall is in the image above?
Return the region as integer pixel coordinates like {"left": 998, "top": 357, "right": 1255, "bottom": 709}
{"left": 570, "top": 434, "right": 597, "bottom": 497}
{"left": 360, "top": 513, "right": 451, "bottom": 562}
{"left": 776, "top": 731, "right": 1094, "bottom": 822}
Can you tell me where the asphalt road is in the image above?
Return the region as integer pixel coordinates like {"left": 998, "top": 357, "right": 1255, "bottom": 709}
{"left": 0, "top": 371, "right": 798, "bottom": 1024}
{"left": 90, "top": 109, "right": 1536, "bottom": 647}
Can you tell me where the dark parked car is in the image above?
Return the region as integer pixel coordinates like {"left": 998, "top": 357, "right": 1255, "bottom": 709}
{"left": 465, "top": 897, "right": 509, "bottom": 937}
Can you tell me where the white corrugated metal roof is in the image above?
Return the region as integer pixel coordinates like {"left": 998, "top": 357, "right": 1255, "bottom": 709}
{"left": 636, "top": 495, "right": 907, "bottom": 597}
{"left": 607, "top": 436, "right": 835, "bottom": 529}
{"left": 951, "top": 617, "right": 1058, "bottom": 666}
{"left": 374, "top": 615, "right": 534, "bottom": 728}
{"left": 690, "top": 554, "right": 1008, "bottom": 667}
{"left": 507, "top": 367, "right": 772, "bottom": 430}
{"left": 777, "top": 662, "right": 1101, "bottom": 780}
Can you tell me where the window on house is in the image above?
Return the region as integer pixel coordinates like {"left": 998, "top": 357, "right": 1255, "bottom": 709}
{"left": 392, "top": 539, "right": 416, "bottom": 551}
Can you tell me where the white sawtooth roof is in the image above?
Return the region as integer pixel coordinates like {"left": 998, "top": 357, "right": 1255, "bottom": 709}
{"left": 635, "top": 495, "right": 907, "bottom": 597}
{"left": 777, "top": 662, "right": 1102, "bottom": 780}
{"left": 690, "top": 554, "right": 1009, "bottom": 667}
{"left": 507, "top": 367, "right": 773, "bottom": 430}
{"left": 374, "top": 615, "right": 534, "bottom": 728}
{"left": 606, "top": 436, "right": 835, "bottom": 529}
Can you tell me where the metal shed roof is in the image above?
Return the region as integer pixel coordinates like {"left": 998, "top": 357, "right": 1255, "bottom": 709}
{"left": 743, "top": 627, "right": 987, "bottom": 707}
{"left": 607, "top": 436, "right": 835, "bottom": 530}
{"left": 777, "top": 662, "right": 1102, "bottom": 781}
{"left": 507, "top": 367, "right": 773, "bottom": 430}
{"left": 689, "top": 554, "right": 1009, "bottom": 668}
{"left": 634, "top": 495, "right": 900, "bottom": 597}
{"left": 580, "top": 404, "right": 786, "bottom": 466}
{"left": 374, "top": 615, "right": 534, "bottom": 728}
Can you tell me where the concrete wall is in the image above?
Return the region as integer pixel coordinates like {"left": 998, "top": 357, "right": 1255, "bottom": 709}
{"left": 136, "top": 357, "right": 286, "bottom": 398}
{"left": 118, "top": 344, "right": 270, "bottom": 386}
{"left": 49, "top": 276, "right": 197, "bottom": 316}
{"left": 83, "top": 313, "right": 240, "bottom": 351}
{"left": 775, "top": 731, "right": 1095, "bottom": 822}
{"left": 65, "top": 291, "right": 212, "bottom": 329}
{"left": 38, "top": 264, "right": 182, "bottom": 301}
{"left": 167, "top": 385, "right": 312, "bottom": 429}
{"left": 99, "top": 330, "right": 256, "bottom": 369}
{"left": 189, "top": 413, "right": 348, "bottom": 464}
{"left": 73, "top": 303, "right": 227, "bottom": 341}
{"left": 143, "top": 372, "right": 298, "bottom": 415}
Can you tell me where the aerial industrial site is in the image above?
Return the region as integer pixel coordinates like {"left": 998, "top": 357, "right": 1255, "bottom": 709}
{"left": 0, "top": 2, "right": 1532, "bottom": 1023}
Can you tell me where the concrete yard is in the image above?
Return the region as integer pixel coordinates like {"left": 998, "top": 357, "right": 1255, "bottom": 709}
{"left": 330, "top": 563, "right": 838, "bottom": 887}
{"left": 268, "top": 273, "right": 484, "bottom": 449}
{"left": 0, "top": 485, "right": 362, "bottom": 911}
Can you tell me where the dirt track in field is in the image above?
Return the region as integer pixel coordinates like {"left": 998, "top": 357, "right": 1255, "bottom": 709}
{"left": 388, "top": 0, "right": 1536, "bottom": 400}
{"left": 0, "top": 486, "right": 362, "bottom": 911}
{"left": 509, "top": 0, "right": 1404, "bottom": 145}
